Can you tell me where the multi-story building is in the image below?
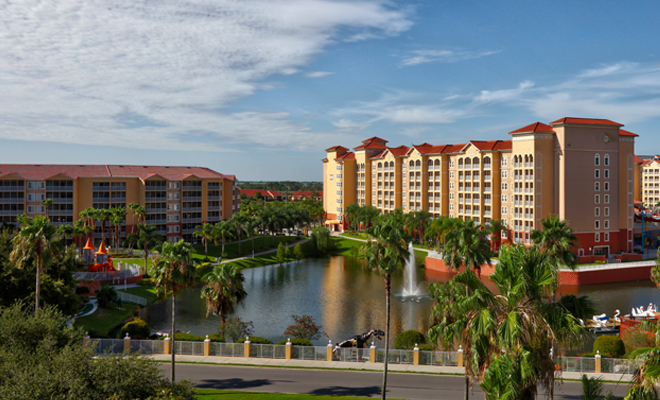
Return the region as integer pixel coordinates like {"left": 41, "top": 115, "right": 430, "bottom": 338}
{"left": 0, "top": 164, "right": 239, "bottom": 244}
{"left": 323, "top": 117, "right": 639, "bottom": 257}
{"left": 638, "top": 155, "right": 660, "bottom": 208}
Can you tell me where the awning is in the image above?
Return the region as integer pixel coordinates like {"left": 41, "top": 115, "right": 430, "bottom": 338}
{"left": 325, "top": 220, "right": 340, "bottom": 224}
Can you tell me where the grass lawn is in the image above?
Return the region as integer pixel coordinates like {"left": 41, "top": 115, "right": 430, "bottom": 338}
{"left": 195, "top": 390, "right": 405, "bottom": 400}
{"left": 74, "top": 302, "right": 134, "bottom": 337}
{"left": 117, "top": 284, "right": 163, "bottom": 306}
{"left": 223, "top": 240, "right": 315, "bottom": 269}
{"left": 330, "top": 236, "right": 427, "bottom": 268}
{"left": 191, "top": 236, "right": 301, "bottom": 260}
{"left": 116, "top": 257, "right": 153, "bottom": 270}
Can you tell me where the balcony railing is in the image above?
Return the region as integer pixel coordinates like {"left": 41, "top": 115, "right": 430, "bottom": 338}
{"left": 182, "top": 207, "right": 202, "bottom": 212}
{"left": 182, "top": 196, "right": 202, "bottom": 201}
{"left": 0, "top": 210, "right": 23, "bottom": 216}
{"left": 0, "top": 198, "right": 25, "bottom": 203}
{"left": 46, "top": 186, "right": 73, "bottom": 191}
{"left": 50, "top": 210, "right": 74, "bottom": 216}
{"left": 182, "top": 228, "right": 196, "bottom": 235}
{"left": 145, "top": 197, "right": 167, "bottom": 202}
{"left": 0, "top": 186, "right": 25, "bottom": 191}
{"left": 183, "top": 218, "right": 202, "bottom": 223}
{"left": 207, "top": 216, "right": 221, "bottom": 222}
{"left": 146, "top": 208, "right": 166, "bottom": 214}
{"left": 207, "top": 195, "right": 221, "bottom": 200}
{"left": 92, "top": 198, "right": 110, "bottom": 203}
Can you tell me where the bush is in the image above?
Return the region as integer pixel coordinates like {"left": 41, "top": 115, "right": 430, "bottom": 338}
{"left": 207, "top": 333, "right": 225, "bottom": 342}
{"left": 395, "top": 330, "right": 426, "bottom": 350}
{"left": 417, "top": 344, "right": 434, "bottom": 351}
{"left": 593, "top": 335, "right": 625, "bottom": 358}
{"left": 237, "top": 336, "right": 273, "bottom": 344}
{"left": 110, "top": 252, "right": 129, "bottom": 258}
{"left": 623, "top": 325, "right": 656, "bottom": 355}
{"left": 119, "top": 318, "right": 150, "bottom": 339}
{"left": 137, "top": 278, "right": 155, "bottom": 286}
{"left": 75, "top": 286, "right": 90, "bottom": 295}
{"left": 277, "top": 338, "right": 313, "bottom": 346}
{"left": 284, "top": 314, "right": 325, "bottom": 341}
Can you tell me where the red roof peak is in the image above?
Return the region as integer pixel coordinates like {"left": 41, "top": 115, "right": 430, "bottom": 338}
{"left": 509, "top": 122, "right": 555, "bottom": 135}
{"left": 550, "top": 117, "right": 623, "bottom": 127}
{"left": 361, "top": 136, "right": 388, "bottom": 144}
{"left": 619, "top": 129, "right": 639, "bottom": 137}
{"left": 324, "top": 145, "right": 349, "bottom": 152}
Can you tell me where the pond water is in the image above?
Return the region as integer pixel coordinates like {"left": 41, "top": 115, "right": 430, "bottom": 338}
{"left": 140, "top": 256, "right": 660, "bottom": 350}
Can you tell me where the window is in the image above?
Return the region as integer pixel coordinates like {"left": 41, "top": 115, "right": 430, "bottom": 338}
{"left": 595, "top": 233, "right": 600, "bottom": 242}
{"left": 501, "top": 156, "right": 508, "bottom": 167}
{"left": 37, "top": 206, "right": 45, "bottom": 214}
{"left": 501, "top": 206, "right": 508, "bottom": 215}
{"left": 595, "top": 220, "right": 600, "bottom": 229}
{"left": 604, "top": 232, "right": 610, "bottom": 241}
{"left": 501, "top": 183, "right": 508, "bottom": 190}
{"left": 27, "top": 205, "right": 35, "bottom": 214}
{"left": 595, "top": 194, "right": 600, "bottom": 204}
{"left": 167, "top": 226, "right": 173, "bottom": 233}
{"left": 27, "top": 182, "right": 35, "bottom": 189}
{"left": 449, "top": 193, "right": 455, "bottom": 200}
{"left": 595, "top": 182, "right": 600, "bottom": 191}
{"left": 604, "top": 154, "right": 610, "bottom": 166}
{"left": 604, "top": 207, "right": 610, "bottom": 216}
{"left": 595, "top": 170, "right": 600, "bottom": 179}
{"left": 36, "top": 193, "right": 45, "bottom": 202}
{"left": 604, "top": 182, "right": 609, "bottom": 191}
{"left": 502, "top": 194, "right": 508, "bottom": 202}
{"left": 604, "top": 220, "right": 609, "bottom": 229}
{"left": 595, "top": 154, "right": 600, "bottom": 166}
{"left": 501, "top": 170, "right": 508, "bottom": 179}
{"left": 604, "top": 194, "right": 610, "bottom": 204}
{"left": 27, "top": 194, "right": 35, "bottom": 202}
{"left": 595, "top": 207, "right": 600, "bottom": 217}
{"left": 449, "top": 182, "right": 454, "bottom": 190}
{"left": 174, "top": 225, "right": 180, "bottom": 233}
{"left": 604, "top": 169, "right": 609, "bottom": 179}
{"left": 449, "top": 204, "right": 455, "bottom": 211}
{"left": 449, "top": 171, "right": 455, "bottom": 179}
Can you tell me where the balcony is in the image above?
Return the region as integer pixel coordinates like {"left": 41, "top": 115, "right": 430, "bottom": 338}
{"left": 92, "top": 197, "right": 110, "bottom": 203}
{"left": 0, "top": 186, "right": 24, "bottom": 191}
{"left": 182, "top": 196, "right": 202, "bottom": 201}
{"left": 50, "top": 210, "right": 74, "bottom": 216}
{"left": 46, "top": 186, "right": 73, "bottom": 191}
{"left": 207, "top": 195, "right": 221, "bottom": 200}
{"left": 145, "top": 197, "right": 167, "bottom": 202}
{"left": 0, "top": 210, "right": 23, "bottom": 216}
{"left": 182, "top": 217, "right": 202, "bottom": 224}
{"left": 207, "top": 216, "right": 221, "bottom": 222}
{"left": 51, "top": 221, "right": 73, "bottom": 227}
{"left": 0, "top": 198, "right": 25, "bottom": 203}
{"left": 483, "top": 163, "right": 491, "bottom": 169}
{"left": 92, "top": 185, "right": 110, "bottom": 191}
{"left": 182, "top": 207, "right": 202, "bottom": 212}
{"left": 485, "top": 211, "right": 491, "bottom": 217}
{"left": 146, "top": 208, "right": 166, "bottom": 214}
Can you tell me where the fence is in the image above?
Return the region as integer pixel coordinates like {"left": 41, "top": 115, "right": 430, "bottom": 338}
{"left": 117, "top": 291, "right": 147, "bottom": 306}
{"left": 74, "top": 263, "right": 142, "bottom": 282}
{"left": 86, "top": 338, "right": 632, "bottom": 374}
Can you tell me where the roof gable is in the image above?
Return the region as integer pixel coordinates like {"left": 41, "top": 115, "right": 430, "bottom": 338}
{"left": 550, "top": 117, "right": 623, "bottom": 127}
{"left": 509, "top": 122, "right": 554, "bottom": 134}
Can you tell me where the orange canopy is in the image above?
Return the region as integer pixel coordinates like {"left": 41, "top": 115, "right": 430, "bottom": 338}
{"left": 83, "top": 239, "right": 94, "bottom": 250}
{"left": 97, "top": 242, "right": 107, "bottom": 255}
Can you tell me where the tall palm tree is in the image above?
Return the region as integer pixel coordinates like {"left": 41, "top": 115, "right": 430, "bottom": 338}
{"left": 344, "top": 202, "right": 362, "bottom": 232}
{"left": 193, "top": 223, "right": 215, "bottom": 260}
{"left": 487, "top": 219, "right": 506, "bottom": 252}
{"left": 152, "top": 240, "right": 195, "bottom": 383}
{"left": 10, "top": 214, "right": 64, "bottom": 312}
{"left": 425, "top": 216, "right": 457, "bottom": 251}
{"left": 404, "top": 210, "right": 431, "bottom": 242}
{"left": 110, "top": 207, "right": 126, "bottom": 250}
{"left": 95, "top": 208, "right": 112, "bottom": 245}
{"left": 74, "top": 219, "right": 92, "bottom": 257}
{"left": 230, "top": 212, "right": 250, "bottom": 255}
{"left": 79, "top": 207, "right": 98, "bottom": 245}
{"left": 41, "top": 198, "right": 54, "bottom": 221}
{"left": 531, "top": 214, "right": 578, "bottom": 270}
{"left": 200, "top": 264, "right": 247, "bottom": 325}
{"left": 213, "top": 221, "right": 235, "bottom": 257}
{"left": 132, "top": 224, "right": 164, "bottom": 276}
{"left": 127, "top": 203, "right": 141, "bottom": 234}
{"left": 361, "top": 220, "right": 409, "bottom": 400}
{"left": 442, "top": 219, "right": 491, "bottom": 277}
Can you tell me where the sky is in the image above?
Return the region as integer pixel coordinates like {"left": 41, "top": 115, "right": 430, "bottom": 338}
{"left": 1, "top": 0, "right": 659, "bottom": 181}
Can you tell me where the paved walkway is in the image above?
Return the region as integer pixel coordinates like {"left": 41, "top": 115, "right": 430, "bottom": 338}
{"left": 149, "top": 354, "right": 634, "bottom": 382}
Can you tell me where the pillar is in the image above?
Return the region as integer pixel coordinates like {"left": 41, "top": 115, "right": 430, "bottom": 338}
{"left": 244, "top": 336, "right": 251, "bottom": 358}
{"left": 327, "top": 340, "right": 333, "bottom": 362}
{"left": 204, "top": 335, "right": 211, "bottom": 357}
{"left": 123, "top": 333, "right": 131, "bottom": 353}
{"left": 163, "top": 335, "right": 171, "bottom": 355}
{"left": 457, "top": 345, "right": 464, "bottom": 368}
{"left": 285, "top": 338, "right": 292, "bottom": 360}
{"left": 370, "top": 341, "right": 377, "bottom": 363}
{"left": 83, "top": 335, "right": 90, "bottom": 347}
{"left": 595, "top": 351, "right": 601, "bottom": 373}
{"left": 413, "top": 344, "right": 419, "bottom": 366}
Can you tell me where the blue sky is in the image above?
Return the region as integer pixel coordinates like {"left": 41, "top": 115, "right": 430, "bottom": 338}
{"left": 1, "top": 0, "right": 659, "bottom": 181}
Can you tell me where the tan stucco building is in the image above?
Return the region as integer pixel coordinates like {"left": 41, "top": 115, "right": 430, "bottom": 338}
{"left": 0, "top": 164, "right": 240, "bottom": 244}
{"left": 323, "top": 118, "right": 639, "bottom": 257}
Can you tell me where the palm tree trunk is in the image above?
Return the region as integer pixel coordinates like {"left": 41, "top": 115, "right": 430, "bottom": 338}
{"left": 171, "top": 289, "right": 176, "bottom": 382}
{"left": 35, "top": 255, "right": 41, "bottom": 313}
{"left": 222, "top": 237, "right": 225, "bottom": 256}
{"left": 381, "top": 274, "right": 391, "bottom": 400}
{"left": 238, "top": 230, "right": 242, "bottom": 254}
{"left": 143, "top": 245, "right": 148, "bottom": 276}
{"left": 205, "top": 240, "right": 208, "bottom": 259}
{"left": 464, "top": 375, "right": 469, "bottom": 400}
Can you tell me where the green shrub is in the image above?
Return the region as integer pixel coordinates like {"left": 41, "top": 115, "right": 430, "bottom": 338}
{"left": 111, "top": 252, "right": 129, "bottom": 258}
{"left": 277, "top": 338, "right": 313, "bottom": 346}
{"left": 593, "top": 335, "right": 625, "bottom": 358}
{"left": 75, "top": 286, "right": 90, "bottom": 295}
{"left": 119, "top": 317, "right": 150, "bottom": 339}
{"left": 137, "top": 278, "right": 155, "bottom": 286}
{"left": 417, "top": 344, "right": 434, "bottom": 351}
{"left": 237, "top": 336, "right": 273, "bottom": 344}
{"left": 80, "top": 295, "right": 89, "bottom": 304}
{"left": 207, "top": 333, "right": 225, "bottom": 342}
{"left": 395, "top": 330, "right": 426, "bottom": 350}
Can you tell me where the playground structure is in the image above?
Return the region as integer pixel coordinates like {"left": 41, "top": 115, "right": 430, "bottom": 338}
{"left": 83, "top": 239, "right": 117, "bottom": 273}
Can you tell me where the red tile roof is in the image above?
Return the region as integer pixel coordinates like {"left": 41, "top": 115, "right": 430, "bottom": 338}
{"left": 324, "top": 145, "right": 349, "bottom": 152}
{"left": 634, "top": 155, "right": 644, "bottom": 164}
{"left": 619, "top": 129, "right": 639, "bottom": 137}
{"left": 240, "top": 189, "right": 282, "bottom": 198}
{"left": 411, "top": 143, "right": 449, "bottom": 155}
{"left": 509, "top": 122, "right": 554, "bottom": 134}
{"left": 354, "top": 141, "right": 387, "bottom": 150}
{"left": 550, "top": 117, "right": 623, "bottom": 127}
{"left": 361, "top": 136, "right": 388, "bottom": 144}
{"left": 336, "top": 152, "right": 356, "bottom": 160}
{"left": 0, "top": 164, "right": 232, "bottom": 181}
{"left": 321, "top": 158, "right": 328, "bottom": 162}
{"left": 291, "top": 190, "right": 322, "bottom": 198}
{"left": 469, "top": 140, "right": 513, "bottom": 151}
{"left": 442, "top": 144, "right": 467, "bottom": 154}
{"left": 387, "top": 145, "right": 410, "bottom": 156}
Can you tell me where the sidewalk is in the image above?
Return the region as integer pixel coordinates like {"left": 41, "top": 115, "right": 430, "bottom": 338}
{"left": 148, "top": 354, "right": 634, "bottom": 381}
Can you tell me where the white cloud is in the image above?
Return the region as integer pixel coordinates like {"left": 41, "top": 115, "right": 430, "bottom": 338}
{"left": 0, "top": 0, "right": 412, "bottom": 151}
{"left": 306, "top": 71, "right": 335, "bottom": 78}
{"left": 401, "top": 49, "right": 500, "bottom": 66}
{"left": 474, "top": 81, "right": 535, "bottom": 103}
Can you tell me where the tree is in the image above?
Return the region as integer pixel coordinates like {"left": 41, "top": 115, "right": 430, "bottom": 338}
{"left": 487, "top": 219, "right": 506, "bottom": 252}
{"left": 361, "top": 219, "right": 409, "bottom": 400}
{"left": 131, "top": 224, "right": 164, "bottom": 276}
{"left": 284, "top": 314, "right": 325, "bottom": 341}
{"left": 193, "top": 223, "right": 215, "bottom": 260}
{"left": 152, "top": 240, "right": 196, "bottom": 382}
{"left": 344, "top": 203, "right": 362, "bottom": 232}
{"left": 293, "top": 244, "right": 303, "bottom": 260}
{"left": 96, "top": 208, "right": 112, "bottom": 245}
{"left": 95, "top": 283, "right": 119, "bottom": 308}
{"left": 311, "top": 226, "right": 333, "bottom": 255}
{"left": 531, "top": 214, "right": 578, "bottom": 270}
{"left": 41, "top": 198, "right": 53, "bottom": 221}
{"left": 441, "top": 219, "right": 491, "bottom": 277}
{"left": 433, "top": 245, "right": 585, "bottom": 399}
{"left": 127, "top": 203, "right": 141, "bottom": 234}
{"left": 10, "top": 214, "right": 64, "bottom": 312}
{"left": 79, "top": 207, "right": 98, "bottom": 245}
{"left": 200, "top": 264, "right": 247, "bottom": 325}
{"left": 404, "top": 210, "right": 431, "bottom": 242}
{"left": 213, "top": 221, "right": 235, "bottom": 257}
{"left": 231, "top": 212, "right": 250, "bottom": 255}
{"left": 650, "top": 247, "right": 660, "bottom": 288}
{"left": 426, "top": 216, "right": 458, "bottom": 252}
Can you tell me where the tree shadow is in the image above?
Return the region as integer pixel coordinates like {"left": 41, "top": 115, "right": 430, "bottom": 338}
{"left": 308, "top": 385, "right": 382, "bottom": 397}
{"left": 195, "top": 378, "right": 273, "bottom": 390}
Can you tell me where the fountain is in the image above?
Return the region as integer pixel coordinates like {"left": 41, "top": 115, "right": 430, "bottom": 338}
{"left": 401, "top": 243, "right": 426, "bottom": 299}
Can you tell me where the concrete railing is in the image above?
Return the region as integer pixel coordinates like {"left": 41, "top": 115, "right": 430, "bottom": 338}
{"left": 565, "top": 260, "right": 656, "bottom": 271}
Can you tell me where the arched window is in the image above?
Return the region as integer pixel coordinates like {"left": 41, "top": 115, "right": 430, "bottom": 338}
{"left": 434, "top": 159, "right": 440, "bottom": 168}
{"left": 604, "top": 154, "right": 610, "bottom": 166}
{"left": 472, "top": 157, "right": 480, "bottom": 168}
{"left": 378, "top": 162, "right": 382, "bottom": 169}
{"left": 428, "top": 160, "right": 433, "bottom": 169}
{"left": 464, "top": 158, "right": 471, "bottom": 168}
{"left": 415, "top": 160, "right": 421, "bottom": 168}
{"left": 458, "top": 158, "right": 464, "bottom": 169}
{"left": 409, "top": 160, "right": 414, "bottom": 168}
{"left": 483, "top": 156, "right": 491, "bottom": 166}
{"left": 595, "top": 154, "right": 600, "bottom": 166}
{"left": 528, "top": 155, "right": 533, "bottom": 166}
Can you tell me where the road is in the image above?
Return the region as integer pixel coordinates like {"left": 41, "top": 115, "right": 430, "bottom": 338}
{"left": 162, "top": 363, "right": 633, "bottom": 399}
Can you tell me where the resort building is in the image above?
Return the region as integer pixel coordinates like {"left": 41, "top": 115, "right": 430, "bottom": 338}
{"left": 290, "top": 190, "right": 323, "bottom": 202}
{"left": 239, "top": 188, "right": 284, "bottom": 202}
{"left": 323, "top": 118, "right": 639, "bottom": 257}
{"left": 0, "top": 164, "right": 239, "bottom": 244}
{"left": 638, "top": 155, "right": 660, "bottom": 208}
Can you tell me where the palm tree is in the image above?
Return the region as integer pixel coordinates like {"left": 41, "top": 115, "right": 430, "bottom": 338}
{"left": 193, "top": 223, "right": 215, "bottom": 261}
{"left": 487, "top": 219, "right": 506, "bottom": 252}
{"left": 361, "top": 219, "right": 409, "bottom": 400}
{"left": 231, "top": 212, "right": 250, "bottom": 255}
{"left": 425, "top": 216, "right": 457, "bottom": 251}
{"left": 531, "top": 214, "right": 578, "bottom": 270}
{"left": 442, "top": 219, "right": 491, "bottom": 277}
{"left": 127, "top": 203, "right": 141, "bottom": 234}
{"left": 344, "top": 203, "right": 361, "bottom": 232}
{"left": 133, "top": 224, "right": 164, "bottom": 276}
{"left": 404, "top": 210, "right": 431, "bottom": 242}
{"left": 79, "top": 207, "right": 98, "bottom": 245}
{"left": 74, "top": 219, "right": 92, "bottom": 257}
{"left": 10, "top": 214, "right": 64, "bottom": 312}
{"left": 41, "top": 198, "right": 54, "bottom": 221}
{"left": 152, "top": 240, "right": 195, "bottom": 383}
{"left": 436, "top": 244, "right": 585, "bottom": 399}
{"left": 200, "top": 264, "right": 247, "bottom": 325}
{"left": 213, "top": 221, "right": 234, "bottom": 258}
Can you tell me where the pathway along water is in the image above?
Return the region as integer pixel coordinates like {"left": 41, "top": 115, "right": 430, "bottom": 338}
{"left": 139, "top": 255, "right": 660, "bottom": 351}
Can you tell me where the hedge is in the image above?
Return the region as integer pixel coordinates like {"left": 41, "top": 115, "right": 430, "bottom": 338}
{"left": 395, "top": 330, "right": 426, "bottom": 350}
